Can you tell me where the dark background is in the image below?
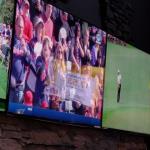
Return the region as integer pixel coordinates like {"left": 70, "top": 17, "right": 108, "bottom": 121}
{"left": 49, "top": 0, "right": 150, "bottom": 54}
{"left": 0, "top": 113, "right": 150, "bottom": 150}
{"left": 47, "top": 0, "right": 102, "bottom": 28}
{"left": 105, "top": 0, "right": 150, "bottom": 54}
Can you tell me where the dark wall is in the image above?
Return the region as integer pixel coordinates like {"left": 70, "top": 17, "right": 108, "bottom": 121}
{"left": 105, "top": 0, "right": 133, "bottom": 43}
{"left": 130, "top": 0, "right": 150, "bottom": 53}
{"left": 50, "top": 0, "right": 150, "bottom": 53}
{"left": 0, "top": 113, "right": 149, "bottom": 150}
{"left": 105, "top": 0, "right": 150, "bottom": 53}
{"left": 49, "top": 0, "right": 102, "bottom": 27}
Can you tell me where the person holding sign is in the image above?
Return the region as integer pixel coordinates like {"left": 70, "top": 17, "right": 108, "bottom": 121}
{"left": 50, "top": 42, "right": 66, "bottom": 110}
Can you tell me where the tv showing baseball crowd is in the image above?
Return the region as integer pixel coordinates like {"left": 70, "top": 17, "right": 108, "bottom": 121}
{"left": 8, "top": 0, "right": 107, "bottom": 126}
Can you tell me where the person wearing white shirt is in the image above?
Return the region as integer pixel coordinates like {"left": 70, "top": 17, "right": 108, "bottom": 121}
{"left": 117, "top": 69, "right": 122, "bottom": 103}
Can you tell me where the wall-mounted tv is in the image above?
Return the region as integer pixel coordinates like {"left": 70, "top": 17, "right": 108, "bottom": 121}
{"left": 8, "top": 0, "right": 107, "bottom": 127}
{"left": 103, "top": 34, "right": 150, "bottom": 134}
{"left": 0, "top": 0, "right": 14, "bottom": 111}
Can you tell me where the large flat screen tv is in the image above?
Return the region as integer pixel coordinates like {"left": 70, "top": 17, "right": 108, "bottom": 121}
{"left": 103, "top": 34, "right": 150, "bottom": 134}
{"left": 0, "top": 0, "right": 14, "bottom": 111}
{"left": 8, "top": 0, "right": 107, "bottom": 127}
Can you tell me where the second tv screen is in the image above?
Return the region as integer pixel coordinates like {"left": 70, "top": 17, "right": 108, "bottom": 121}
{"left": 8, "top": 0, "right": 107, "bottom": 126}
{"left": 103, "top": 35, "right": 150, "bottom": 134}
{"left": 0, "top": 0, "right": 14, "bottom": 111}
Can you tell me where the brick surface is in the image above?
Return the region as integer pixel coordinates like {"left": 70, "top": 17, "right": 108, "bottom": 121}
{"left": 0, "top": 139, "right": 22, "bottom": 150}
{"left": 0, "top": 113, "right": 149, "bottom": 150}
{"left": 0, "top": 128, "right": 2, "bottom": 137}
{"left": 30, "top": 130, "right": 61, "bottom": 145}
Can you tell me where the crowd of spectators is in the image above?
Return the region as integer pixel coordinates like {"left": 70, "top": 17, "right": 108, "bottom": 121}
{"left": 107, "top": 34, "right": 127, "bottom": 46}
{"left": 10, "top": 0, "right": 106, "bottom": 119}
{"left": 0, "top": 23, "right": 12, "bottom": 69}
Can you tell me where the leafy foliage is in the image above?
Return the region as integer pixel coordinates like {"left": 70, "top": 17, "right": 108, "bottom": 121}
{"left": 0, "top": 0, "right": 14, "bottom": 25}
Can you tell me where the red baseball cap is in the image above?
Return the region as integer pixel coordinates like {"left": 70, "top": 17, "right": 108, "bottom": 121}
{"left": 24, "top": 91, "right": 33, "bottom": 106}
{"left": 41, "top": 100, "right": 49, "bottom": 108}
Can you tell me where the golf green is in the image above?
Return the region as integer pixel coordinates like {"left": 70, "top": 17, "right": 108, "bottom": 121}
{"left": 103, "top": 41, "right": 150, "bottom": 134}
{"left": 0, "top": 62, "right": 8, "bottom": 99}
{"left": 0, "top": 101, "right": 5, "bottom": 111}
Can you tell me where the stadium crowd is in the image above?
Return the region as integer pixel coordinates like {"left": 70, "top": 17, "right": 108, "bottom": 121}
{"left": 0, "top": 23, "right": 12, "bottom": 69}
{"left": 107, "top": 34, "right": 127, "bottom": 46}
{"left": 10, "top": 0, "right": 106, "bottom": 119}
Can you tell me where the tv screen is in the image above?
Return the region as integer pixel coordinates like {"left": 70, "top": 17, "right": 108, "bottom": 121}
{"left": 103, "top": 34, "right": 150, "bottom": 134}
{"left": 0, "top": 0, "right": 14, "bottom": 111}
{"left": 8, "top": 0, "right": 107, "bottom": 127}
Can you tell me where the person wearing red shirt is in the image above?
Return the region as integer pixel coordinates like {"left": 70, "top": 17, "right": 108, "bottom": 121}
{"left": 43, "top": 4, "right": 54, "bottom": 41}
{"left": 21, "top": 0, "right": 33, "bottom": 42}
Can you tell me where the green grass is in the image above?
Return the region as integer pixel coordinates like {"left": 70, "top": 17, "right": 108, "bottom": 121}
{"left": 0, "top": 61, "right": 8, "bottom": 99}
{"left": 0, "top": 101, "right": 5, "bottom": 111}
{"left": 103, "top": 41, "right": 150, "bottom": 134}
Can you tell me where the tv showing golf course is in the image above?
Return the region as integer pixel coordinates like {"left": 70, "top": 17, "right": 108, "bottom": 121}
{"left": 0, "top": 0, "right": 14, "bottom": 111}
{"left": 103, "top": 35, "right": 150, "bottom": 134}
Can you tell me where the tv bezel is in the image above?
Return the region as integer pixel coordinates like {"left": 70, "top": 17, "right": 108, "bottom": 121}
{"left": 6, "top": 0, "right": 107, "bottom": 128}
